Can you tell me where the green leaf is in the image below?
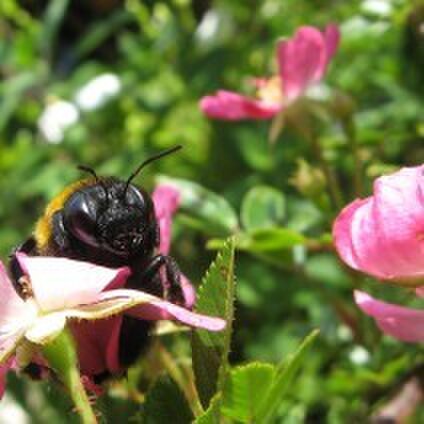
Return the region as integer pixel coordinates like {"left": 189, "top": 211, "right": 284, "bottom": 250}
{"left": 191, "top": 238, "right": 236, "bottom": 410}
{"left": 141, "top": 376, "right": 194, "bottom": 424}
{"left": 39, "top": 0, "right": 70, "bottom": 56}
{"left": 246, "top": 227, "right": 306, "bottom": 252}
{"left": 207, "top": 228, "right": 306, "bottom": 269}
{"left": 221, "top": 363, "right": 276, "bottom": 423}
{"left": 194, "top": 394, "right": 222, "bottom": 424}
{"left": 157, "top": 176, "right": 239, "bottom": 237}
{"left": 256, "top": 330, "right": 320, "bottom": 423}
{"left": 241, "top": 185, "right": 286, "bottom": 231}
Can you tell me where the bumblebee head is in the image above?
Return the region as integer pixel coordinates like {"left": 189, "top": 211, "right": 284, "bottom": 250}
{"left": 63, "top": 178, "right": 156, "bottom": 258}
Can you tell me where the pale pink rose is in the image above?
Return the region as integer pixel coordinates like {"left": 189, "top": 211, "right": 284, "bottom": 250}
{"left": 0, "top": 251, "right": 224, "bottom": 397}
{"left": 200, "top": 24, "right": 340, "bottom": 120}
{"left": 333, "top": 165, "right": 424, "bottom": 284}
{"left": 333, "top": 165, "right": 424, "bottom": 342}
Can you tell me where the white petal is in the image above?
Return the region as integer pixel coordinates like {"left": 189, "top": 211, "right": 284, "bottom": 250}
{"left": 17, "top": 254, "right": 130, "bottom": 312}
{"left": 25, "top": 313, "right": 66, "bottom": 345}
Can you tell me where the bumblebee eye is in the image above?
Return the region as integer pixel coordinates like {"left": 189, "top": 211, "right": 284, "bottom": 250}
{"left": 63, "top": 191, "right": 99, "bottom": 246}
{"left": 124, "top": 185, "right": 145, "bottom": 207}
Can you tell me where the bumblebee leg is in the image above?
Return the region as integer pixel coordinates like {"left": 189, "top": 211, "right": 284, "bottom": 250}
{"left": 139, "top": 255, "right": 184, "bottom": 304}
{"left": 9, "top": 237, "right": 36, "bottom": 298}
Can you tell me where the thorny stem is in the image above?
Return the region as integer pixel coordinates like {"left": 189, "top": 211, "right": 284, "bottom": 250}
{"left": 43, "top": 329, "right": 97, "bottom": 424}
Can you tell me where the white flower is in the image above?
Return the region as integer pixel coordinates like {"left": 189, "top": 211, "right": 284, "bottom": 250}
{"left": 37, "top": 100, "right": 79, "bottom": 144}
{"left": 74, "top": 73, "right": 121, "bottom": 111}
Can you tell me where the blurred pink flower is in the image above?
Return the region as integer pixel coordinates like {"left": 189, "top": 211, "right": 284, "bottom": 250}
{"left": 200, "top": 24, "right": 340, "bottom": 120}
{"left": 0, "top": 185, "right": 225, "bottom": 396}
{"left": 333, "top": 165, "right": 424, "bottom": 342}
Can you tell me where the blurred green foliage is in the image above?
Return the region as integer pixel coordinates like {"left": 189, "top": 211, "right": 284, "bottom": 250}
{"left": 0, "top": 0, "right": 423, "bottom": 422}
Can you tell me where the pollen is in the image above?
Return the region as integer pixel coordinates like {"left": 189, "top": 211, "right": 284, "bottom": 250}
{"left": 256, "top": 76, "right": 284, "bottom": 105}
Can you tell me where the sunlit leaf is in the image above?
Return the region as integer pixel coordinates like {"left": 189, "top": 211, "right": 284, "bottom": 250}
{"left": 191, "top": 238, "right": 236, "bottom": 409}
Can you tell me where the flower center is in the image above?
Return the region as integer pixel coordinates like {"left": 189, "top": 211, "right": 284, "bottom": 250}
{"left": 256, "top": 76, "right": 284, "bottom": 105}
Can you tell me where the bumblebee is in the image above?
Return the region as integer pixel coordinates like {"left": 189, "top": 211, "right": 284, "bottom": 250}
{"left": 9, "top": 146, "right": 184, "bottom": 380}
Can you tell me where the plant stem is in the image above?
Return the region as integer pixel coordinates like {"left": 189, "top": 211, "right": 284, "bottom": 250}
{"left": 343, "top": 119, "right": 363, "bottom": 197}
{"left": 309, "top": 134, "right": 344, "bottom": 210}
{"left": 43, "top": 329, "right": 97, "bottom": 424}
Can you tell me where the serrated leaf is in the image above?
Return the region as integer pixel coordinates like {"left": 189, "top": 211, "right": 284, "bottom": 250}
{"left": 221, "top": 363, "right": 276, "bottom": 423}
{"left": 256, "top": 330, "right": 320, "bottom": 423}
{"left": 241, "top": 186, "right": 286, "bottom": 231}
{"left": 191, "top": 238, "right": 236, "bottom": 410}
{"left": 140, "top": 376, "right": 194, "bottom": 424}
{"left": 157, "top": 176, "right": 238, "bottom": 237}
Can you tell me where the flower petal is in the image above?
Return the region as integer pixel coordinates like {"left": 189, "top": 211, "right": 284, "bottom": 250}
{"left": 277, "top": 26, "right": 326, "bottom": 101}
{"left": 0, "top": 262, "right": 36, "bottom": 364}
{"left": 71, "top": 316, "right": 123, "bottom": 375}
{"left": 180, "top": 274, "right": 196, "bottom": 309}
{"left": 69, "top": 288, "right": 225, "bottom": 331}
{"left": 0, "top": 262, "right": 30, "bottom": 331}
{"left": 354, "top": 290, "right": 424, "bottom": 342}
{"left": 107, "top": 289, "right": 225, "bottom": 331}
{"left": 277, "top": 25, "right": 339, "bottom": 102}
{"left": 324, "top": 24, "right": 341, "bottom": 68}
{"left": 200, "top": 90, "right": 281, "bottom": 120}
{"left": 25, "top": 312, "right": 66, "bottom": 344}
{"left": 17, "top": 254, "right": 131, "bottom": 311}
{"left": 333, "top": 165, "right": 424, "bottom": 283}
{"left": 152, "top": 185, "right": 180, "bottom": 255}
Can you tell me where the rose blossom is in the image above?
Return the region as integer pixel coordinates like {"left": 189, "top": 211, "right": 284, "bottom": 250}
{"left": 333, "top": 165, "right": 424, "bottom": 342}
{"left": 0, "top": 185, "right": 225, "bottom": 396}
{"left": 199, "top": 24, "right": 340, "bottom": 120}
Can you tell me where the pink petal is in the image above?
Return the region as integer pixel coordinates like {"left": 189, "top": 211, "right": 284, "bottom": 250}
{"left": 0, "top": 262, "right": 31, "bottom": 362}
{"left": 71, "top": 316, "right": 123, "bottom": 375}
{"left": 333, "top": 198, "right": 369, "bottom": 272}
{"left": 200, "top": 90, "right": 281, "bottom": 120}
{"left": 98, "top": 289, "right": 225, "bottom": 331}
{"left": 333, "top": 165, "right": 424, "bottom": 282}
{"left": 0, "top": 261, "right": 27, "bottom": 327}
{"left": 416, "top": 287, "right": 424, "bottom": 298}
{"left": 354, "top": 291, "right": 424, "bottom": 342}
{"left": 17, "top": 254, "right": 131, "bottom": 311}
{"left": 277, "top": 26, "right": 326, "bottom": 101}
{"left": 323, "top": 24, "right": 341, "bottom": 69}
{"left": 371, "top": 166, "right": 424, "bottom": 279}
{"left": 152, "top": 185, "right": 180, "bottom": 255}
{"left": 181, "top": 274, "right": 196, "bottom": 309}
{"left": 277, "top": 25, "right": 339, "bottom": 102}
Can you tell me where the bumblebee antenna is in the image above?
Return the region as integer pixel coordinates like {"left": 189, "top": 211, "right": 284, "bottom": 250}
{"left": 77, "top": 165, "right": 109, "bottom": 202}
{"left": 125, "top": 145, "right": 182, "bottom": 192}
{"left": 77, "top": 165, "right": 98, "bottom": 181}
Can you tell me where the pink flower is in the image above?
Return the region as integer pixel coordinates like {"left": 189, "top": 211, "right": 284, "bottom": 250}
{"left": 0, "top": 186, "right": 225, "bottom": 397}
{"left": 333, "top": 165, "right": 424, "bottom": 284}
{"left": 0, "top": 255, "right": 224, "bottom": 396}
{"left": 333, "top": 165, "right": 424, "bottom": 342}
{"left": 200, "top": 24, "right": 340, "bottom": 120}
